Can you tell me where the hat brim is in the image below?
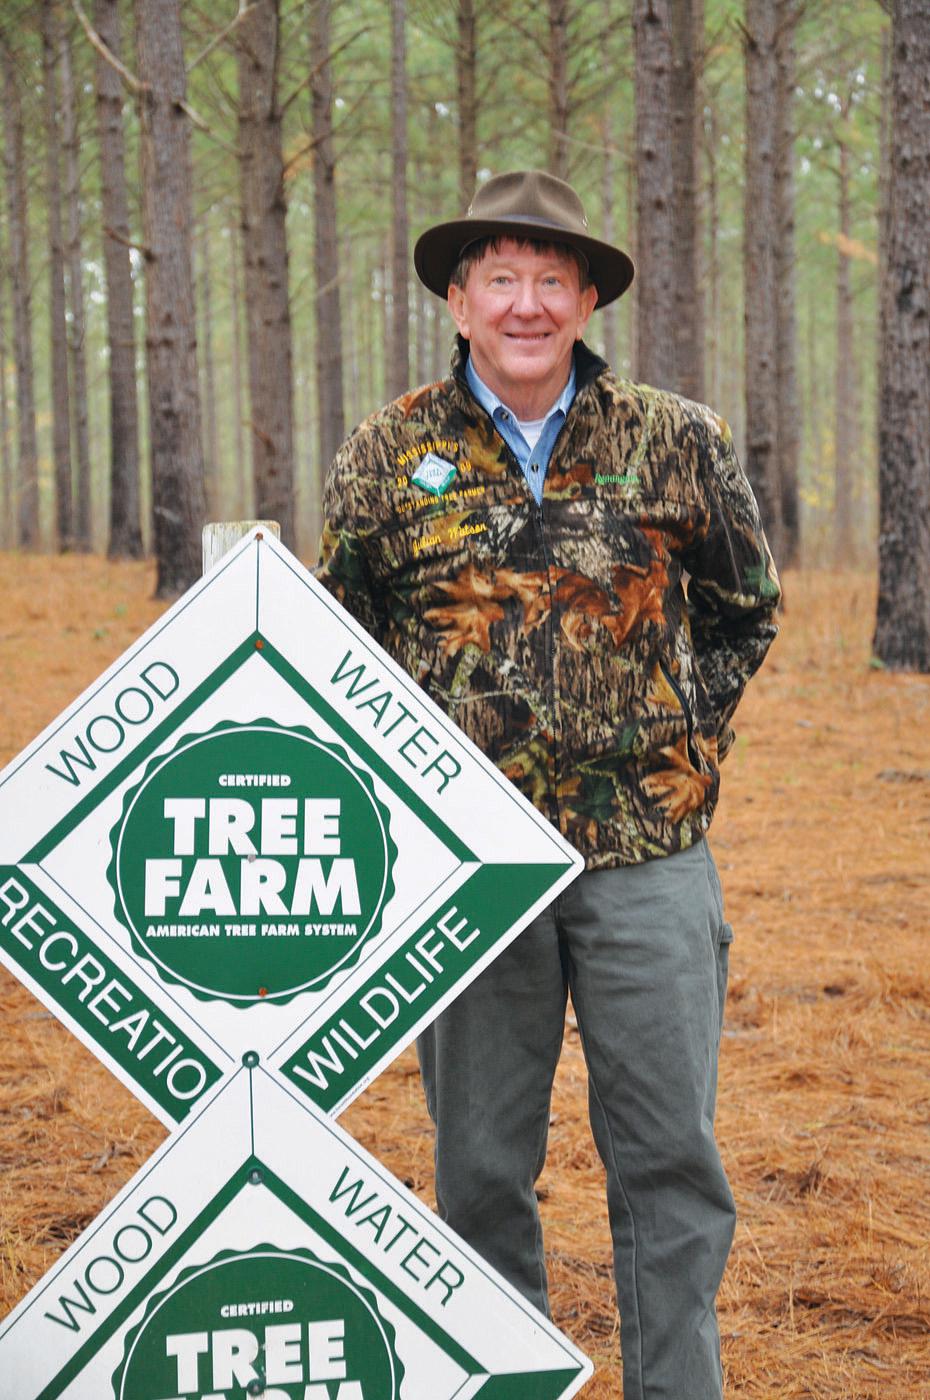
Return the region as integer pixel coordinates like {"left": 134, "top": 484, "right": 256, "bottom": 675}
{"left": 414, "top": 214, "right": 635, "bottom": 309}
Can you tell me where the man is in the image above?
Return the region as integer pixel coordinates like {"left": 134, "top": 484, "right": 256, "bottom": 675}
{"left": 317, "top": 170, "right": 780, "bottom": 1400}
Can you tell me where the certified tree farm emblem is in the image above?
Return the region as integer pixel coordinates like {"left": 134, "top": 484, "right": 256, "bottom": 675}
{"left": 109, "top": 721, "right": 396, "bottom": 1005}
{"left": 113, "top": 1245, "right": 403, "bottom": 1400}
{"left": 411, "top": 452, "right": 456, "bottom": 495}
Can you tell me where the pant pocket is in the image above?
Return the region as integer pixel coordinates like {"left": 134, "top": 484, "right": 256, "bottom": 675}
{"left": 716, "top": 920, "right": 734, "bottom": 1038}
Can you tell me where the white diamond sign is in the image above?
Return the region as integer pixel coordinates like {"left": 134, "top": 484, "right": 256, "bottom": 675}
{"left": 0, "top": 529, "right": 583, "bottom": 1122}
{"left": 0, "top": 1065, "right": 593, "bottom": 1399}
{"left": 1, "top": 527, "right": 593, "bottom": 1400}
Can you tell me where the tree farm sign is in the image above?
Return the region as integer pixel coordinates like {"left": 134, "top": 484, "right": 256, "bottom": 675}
{"left": 0, "top": 528, "right": 591, "bottom": 1398}
{"left": 0, "top": 1069, "right": 591, "bottom": 1399}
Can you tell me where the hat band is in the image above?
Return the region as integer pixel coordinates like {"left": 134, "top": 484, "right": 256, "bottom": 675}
{"left": 456, "top": 224, "right": 591, "bottom": 273}
{"left": 466, "top": 211, "right": 588, "bottom": 232}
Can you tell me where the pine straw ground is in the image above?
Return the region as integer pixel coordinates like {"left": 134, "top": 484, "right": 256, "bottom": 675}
{"left": 1, "top": 555, "right": 929, "bottom": 1398}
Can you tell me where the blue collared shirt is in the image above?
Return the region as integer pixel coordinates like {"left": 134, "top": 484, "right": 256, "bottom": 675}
{"left": 465, "top": 356, "right": 576, "bottom": 506}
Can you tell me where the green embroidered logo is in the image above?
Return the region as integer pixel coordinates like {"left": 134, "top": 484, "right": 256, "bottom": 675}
{"left": 412, "top": 452, "right": 457, "bottom": 495}
{"left": 595, "top": 472, "right": 640, "bottom": 486}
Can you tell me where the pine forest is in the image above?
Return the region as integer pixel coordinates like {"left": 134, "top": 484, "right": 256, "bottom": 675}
{"left": 0, "top": 0, "right": 926, "bottom": 664}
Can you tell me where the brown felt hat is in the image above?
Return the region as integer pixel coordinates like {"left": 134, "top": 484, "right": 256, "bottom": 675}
{"left": 414, "top": 169, "right": 635, "bottom": 309}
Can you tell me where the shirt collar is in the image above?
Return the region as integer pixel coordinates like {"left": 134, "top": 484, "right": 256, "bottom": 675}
{"left": 464, "top": 354, "right": 576, "bottom": 426}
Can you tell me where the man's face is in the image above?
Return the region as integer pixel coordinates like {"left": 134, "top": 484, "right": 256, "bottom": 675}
{"left": 447, "top": 239, "right": 598, "bottom": 416}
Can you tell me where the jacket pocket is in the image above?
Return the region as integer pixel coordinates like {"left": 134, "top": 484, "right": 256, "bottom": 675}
{"left": 658, "top": 657, "right": 699, "bottom": 771}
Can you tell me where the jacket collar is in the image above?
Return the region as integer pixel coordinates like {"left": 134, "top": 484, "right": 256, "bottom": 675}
{"left": 450, "top": 334, "right": 608, "bottom": 401}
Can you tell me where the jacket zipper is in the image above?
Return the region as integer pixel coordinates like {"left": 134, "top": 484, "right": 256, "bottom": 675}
{"left": 658, "top": 658, "right": 700, "bottom": 771}
{"left": 533, "top": 495, "right": 562, "bottom": 830}
{"left": 458, "top": 377, "right": 583, "bottom": 837}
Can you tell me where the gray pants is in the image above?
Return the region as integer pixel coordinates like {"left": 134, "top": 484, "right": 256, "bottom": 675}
{"left": 417, "top": 840, "right": 735, "bottom": 1400}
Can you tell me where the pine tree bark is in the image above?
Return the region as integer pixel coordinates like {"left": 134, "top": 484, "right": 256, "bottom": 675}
{"left": 343, "top": 233, "right": 363, "bottom": 428}
{"left": 549, "top": 0, "right": 570, "bottom": 180}
{"left": 310, "top": 0, "right": 345, "bottom": 472}
{"left": 381, "top": 249, "right": 392, "bottom": 402}
{"left": 633, "top": 0, "right": 676, "bottom": 388}
{"left": 238, "top": 0, "right": 295, "bottom": 543}
{"left": 670, "top": 0, "right": 704, "bottom": 402}
{"left": 42, "top": 1, "right": 74, "bottom": 549}
{"left": 457, "top": 0, "right": 477, "bottom": 208}
{"left": 1, "top": 39, "right": 40, "bottom": 548}
{"left": 873, "top": 0, "right": 930, "bottom": 670}
{"left": 626, "top": 146, "right": 638, "bottom": 375}
{"left": 875, "top": 26, "right": 891, "bottom": 562}
{"left": 0, "top": 214, "right": 11, "bottom": 547}
{"left": 134, "top": 0, "right": 206, "bottom": 595}
{"left": 774, "top": 0, "right": 800, "bottom": 565}
{"left": 600, "top": 100, "right": 618, "bottom": 370}
{"left": 388, "top": 0, "right": 410, "bottom": 398}
{"left": 834, "top": 110, "right": 858, "bottom": 565}
{"left": 196, "top": 219, "right": 219, "bottom": 517}
{"left": 742, "top": 0, "right": 783, "bottom": 560}
{"left": 60, "top": 20, "right": 93, "bottom": 551}
{"left": 426, "top": 101, "right": 446, "bottom": 379}
{"left": 705, "top": 98, "right": 720, "bottom": 407}
{"left": 228, "top": 211, "right": 249, "bottom": 518}
{"left": 95, "top": 0, "right": 142, "bottom": 559}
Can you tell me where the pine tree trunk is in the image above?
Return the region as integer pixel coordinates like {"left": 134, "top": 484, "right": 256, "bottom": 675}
{"left": 0, "top": 215, "right": 11, "bottom": 547}
{"left": 626, "top": 148, "right": 637, "bottom": 375}
{"left": 388, "top": 0, "right": 409, "bottom": 398}
{"left": 873, "top": 0, "right": 930, "bottom": 670}
{"left": 96, "top": 0, "right": 142, "bottom": 559}
{"left": 381, "top": 250, "right": 392, "bottom": 403}
{"left": 549, "top": 0, "right": 570, "bottom": 180}
{"left": 805, "top": 278, "right": 821, "bottom": 551}
{"left": 60, "top": 20, "right": 93, "bottom": 551}
{"left": 42, "top": 1, "right": 74, "bottom": 549}
{"left": 834, "top": 119, "right": 858, "bottom": 565}
{"left": 228, "top": 211, "right": 248, "bottom": 518}
{"left": 875, "top": 26, "right": 891, "bottom": 562}
{"left": 1, "top": 40, "right": 40, "bottom": 548}
{"left": 633, "top": 0, "right": 676, "bottom": 388}
{"left": 600, "top": 94, "right": 618, "bottom": 370}
{"left": 743, "top": 0, "right": 783, "bottom": 560}
{"left": 134, "top": 0, "right": 206, "bottom": 596}
{"left": 197, "top": 218, "right": 219, "bottom": 517}
{"left": 457, "top": 0, "right": 477, "bottom": 208}
{"left": 344, "top": 234, "right": 363, "bottom": 428}
{"left": 310, "top": 0, "right": 345, "bottom": 472}
{"left": 238, "top": 0, "right": 295, "bottom": 543}
{"left": 426, "top": 102, "right": 446, "bottom": 378}
{"left": 431, "top": 286, "right": 444, "bottom": 379}
{"left": 416, "top": 245, "right": 430, "bottom": 386}
{"left": 670, "top": 0, "right": 704, "bottom": 401}
{"left": 705, "top": 99, "right": 720, "bottom": 407}
{"left": 298, "top": 317, "right": 317, "bottom": 551}
{"left": 774, "top": 0, "right": 800, "bottom": 565}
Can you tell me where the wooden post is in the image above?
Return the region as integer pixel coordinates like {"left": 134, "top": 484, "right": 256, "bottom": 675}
{"left": 202, "top": 519, "right": 280, "bottom": 574}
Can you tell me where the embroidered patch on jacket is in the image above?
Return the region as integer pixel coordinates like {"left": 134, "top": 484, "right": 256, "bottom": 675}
{"left": 411, "top": 452, "right": 457, "bottom": 496}
{"left": 595, "top": 472, "right": 640, "bottom": 486}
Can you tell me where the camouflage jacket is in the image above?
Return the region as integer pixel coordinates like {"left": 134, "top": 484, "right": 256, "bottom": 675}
{"left": 316, "top": 339, "right": 780, "bottom": 869}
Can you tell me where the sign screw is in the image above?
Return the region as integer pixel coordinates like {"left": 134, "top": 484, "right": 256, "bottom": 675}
{"left": 255, "top": 637, "right": 265, "bottom": 650}
{"left": 247, "top": 1380, "right": 265, "bottom": 1395}
{"left": 248, "top": 1167, "right": 264, "bottom": 1186}
{"left": 242, "top": 1050, "right": 260, "bottom": 1069}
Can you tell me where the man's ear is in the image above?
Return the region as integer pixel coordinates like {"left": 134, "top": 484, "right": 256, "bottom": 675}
{"left": 447, "top": 284, "right": 469, "bottom": 339}
{"left": 575, "top": 284, "right": 598, "bottom": 340}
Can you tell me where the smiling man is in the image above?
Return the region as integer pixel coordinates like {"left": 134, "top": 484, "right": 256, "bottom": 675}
{"left": 316, "top": 170, "right": 780, "bottom": 1400}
